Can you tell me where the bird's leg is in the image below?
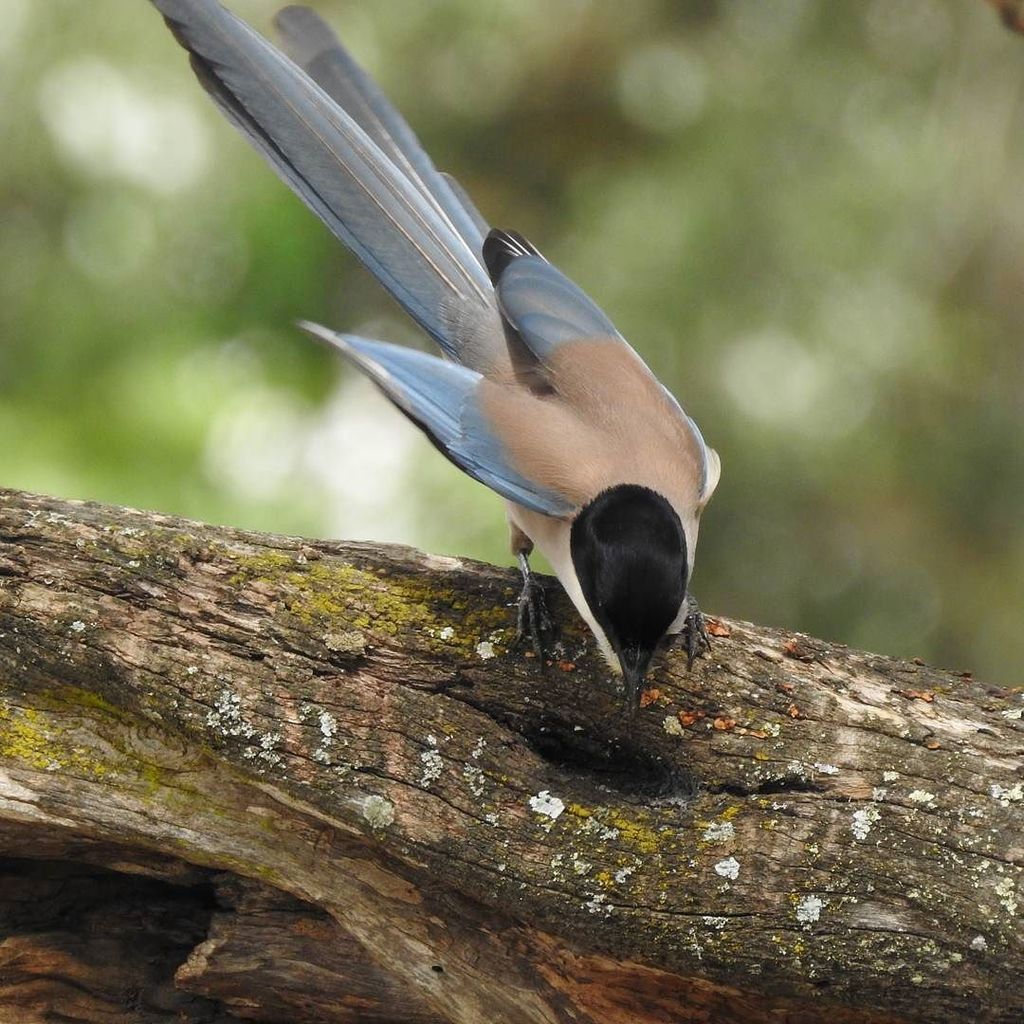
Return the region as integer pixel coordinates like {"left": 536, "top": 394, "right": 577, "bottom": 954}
{"left": 514, "top": 552, "right": 552, "bottom": 660}
{"left": 679, "top": 592, "right": 712, "bottom": 670}
{"left": 507, "top": 521, "right": 552, "bottom": 660}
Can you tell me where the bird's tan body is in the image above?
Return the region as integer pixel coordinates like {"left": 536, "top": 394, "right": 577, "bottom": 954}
{"left": 486, "top": 338, "right": 719, "bottom": 668}
{"left": 151, "top": 0, "right": 719, "bottom": 691}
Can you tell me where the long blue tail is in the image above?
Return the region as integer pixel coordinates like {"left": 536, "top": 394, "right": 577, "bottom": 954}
{"left": 151, "top": 1, "right": 500, "bottom": 366}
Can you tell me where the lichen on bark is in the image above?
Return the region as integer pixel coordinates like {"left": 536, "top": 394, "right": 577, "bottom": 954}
{"left": 0, "top": 488, "right": 1021, "bottom": 1024}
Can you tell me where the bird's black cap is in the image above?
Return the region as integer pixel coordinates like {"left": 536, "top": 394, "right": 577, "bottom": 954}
{"left": 570, "top": 485, "right": 688, "bottom": 714}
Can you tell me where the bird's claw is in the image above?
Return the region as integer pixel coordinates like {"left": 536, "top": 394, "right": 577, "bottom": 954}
{"left": 514, "top": 576, "right": 552, "bottom": 660}
{"left": 513, "top": 554, "right": 552, "bottom": 661}
{"left": 681, "top": 597, "right": 712, "bottom": 670}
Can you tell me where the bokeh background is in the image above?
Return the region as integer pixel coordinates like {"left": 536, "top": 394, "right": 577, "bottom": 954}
{"left": 2, "top": 0, "right": 1022, "bottom": 682}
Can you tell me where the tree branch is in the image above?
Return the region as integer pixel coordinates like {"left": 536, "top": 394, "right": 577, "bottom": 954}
{"left": 0, "top": 489, "right": 1020, "bottom": 1023}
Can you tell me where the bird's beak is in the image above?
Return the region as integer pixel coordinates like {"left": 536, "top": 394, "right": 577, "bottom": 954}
{"left": 618, "top": 646, "right": 653, "bottom": 718}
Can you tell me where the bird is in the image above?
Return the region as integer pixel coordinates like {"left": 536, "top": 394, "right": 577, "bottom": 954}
{"left": 150, "top": 0, "right": 721, "bottom": 716}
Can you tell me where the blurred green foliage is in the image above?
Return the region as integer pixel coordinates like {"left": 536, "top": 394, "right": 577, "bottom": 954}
{"left": 2, "top": 0, "right": 1023, "bottom": 682}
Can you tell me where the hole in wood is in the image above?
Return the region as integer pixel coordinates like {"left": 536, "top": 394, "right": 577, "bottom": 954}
{"left": 521, "top": 717, "right": 698, "bottom": 799}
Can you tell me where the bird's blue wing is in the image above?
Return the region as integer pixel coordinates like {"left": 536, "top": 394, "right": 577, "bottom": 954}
{"left": 300, "top": 322, "right": 576, "bottom": 518}
{"left": 486, "top": 232, "right": 721, "bottom": 502}
{"left": 491, "top": 252, "right": 624, "bottom": 363}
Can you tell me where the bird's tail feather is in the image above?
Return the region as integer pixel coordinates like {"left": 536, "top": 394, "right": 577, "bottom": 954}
{"left": 152, "top": 0, "right": 496, "bottom": 363}
{"left": 273, "top": 5, "right": 488, "bottom": 256}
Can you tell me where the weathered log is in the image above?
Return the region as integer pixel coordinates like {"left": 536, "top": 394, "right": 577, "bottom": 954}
{"left": 0, "top": 488, "right": 1020, "bottom": 1023}
{"left": 176, "top": 873, "right": 443, "bottom": 1023}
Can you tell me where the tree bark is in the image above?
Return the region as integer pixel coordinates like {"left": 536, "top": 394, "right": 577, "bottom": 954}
{"left": 0, "top": 488, "right": 1020, "bottom": 1023}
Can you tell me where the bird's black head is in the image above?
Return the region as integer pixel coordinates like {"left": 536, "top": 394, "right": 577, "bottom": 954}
{"left": 570, "top": 485, "right": 688, "bottom": 716}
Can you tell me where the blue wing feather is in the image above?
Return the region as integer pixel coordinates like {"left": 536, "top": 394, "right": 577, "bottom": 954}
{"left": 494, "top": 255, "right": 621, "bottom": 364}
{"left": 299, "top": 322, "right": 576, "bottom": 518}
{"left": 494, "top": 248, "right": 720, "bottom": 502}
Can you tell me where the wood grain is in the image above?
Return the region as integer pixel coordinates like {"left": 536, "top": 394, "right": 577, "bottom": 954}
{"left": 0, "top": 489, "right": 1020, "bottom": 1022}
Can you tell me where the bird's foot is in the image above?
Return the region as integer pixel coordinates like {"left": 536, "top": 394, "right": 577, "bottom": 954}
{"left": 513, "top": 553, "right": 553, "bottom": 661}
{"left": 680, "top": 595, "right": 712, "bottom": 670}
